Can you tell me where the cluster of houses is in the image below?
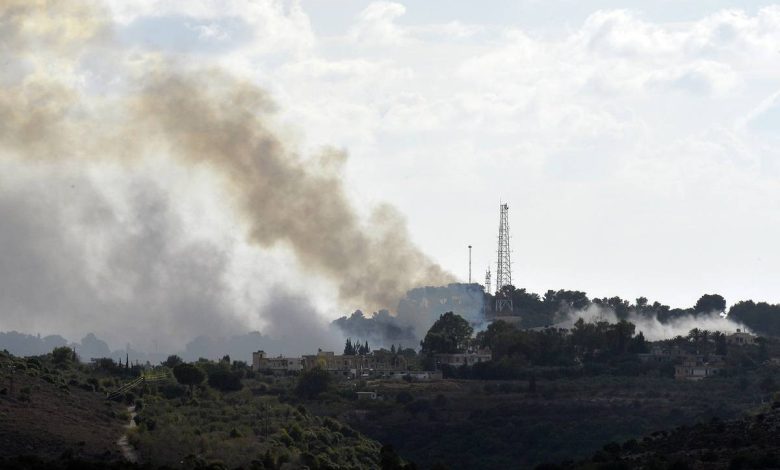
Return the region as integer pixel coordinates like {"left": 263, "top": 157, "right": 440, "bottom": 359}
{"left": 252, "top": 329, "right": 760, "bottom": 383}
{"left": 252, "top": 349, "right": 493, "bottom": 381}
{"left": 637, "top": 329, "right": 758, "bottom": 381}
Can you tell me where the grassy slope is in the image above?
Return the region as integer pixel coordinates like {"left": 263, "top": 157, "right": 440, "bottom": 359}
{"left": 0, "top": 353, "right": 126, "bottom": 463}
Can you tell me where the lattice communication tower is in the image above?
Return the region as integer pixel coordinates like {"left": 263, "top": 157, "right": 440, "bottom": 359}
{"left": 495, "top": 203, "right": 513, "bottom": 312}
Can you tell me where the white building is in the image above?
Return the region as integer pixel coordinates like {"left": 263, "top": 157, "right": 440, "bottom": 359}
{"left": 726, "top": 329, "right": 756, "bottom": 346}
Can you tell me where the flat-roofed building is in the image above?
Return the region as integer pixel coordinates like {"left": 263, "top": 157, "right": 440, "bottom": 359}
{"left": 252, "top": 351, "right": 303, "bottom": 374}
{"left": 674, "top": 355, "right": 725, "bottom": 381}
{"left": 434, "top": 350, "right": 492, "bottom": 368}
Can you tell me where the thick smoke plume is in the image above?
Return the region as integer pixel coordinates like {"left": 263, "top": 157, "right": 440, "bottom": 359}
{"left": 0, "top": 0, "right": 452, "bottom": 352}
{"left": 136, "top": 72, "right": 452, "bottom": 310}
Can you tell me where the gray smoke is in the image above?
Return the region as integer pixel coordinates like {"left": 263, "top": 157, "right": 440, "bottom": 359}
{"left": 560, "top": 304, "right": 751, "bottom": 341}
{"left": 0, "top": 0, "right": 453, "bottom": 353}
{"left": 333, "top": 283, "right": 486, "bottom": 348}
{"left": 0, "top": 165, "right": 244, "bottom": 350}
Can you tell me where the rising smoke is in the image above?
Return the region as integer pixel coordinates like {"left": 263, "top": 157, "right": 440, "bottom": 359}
{"left": 333, "top": 283, "right": 487, "bottom": 348}
{"left": 0, "top": 1, "right": 453, "bottom": 355}
{"left": 559, "top": 304, "right": 751, "bottom": 341}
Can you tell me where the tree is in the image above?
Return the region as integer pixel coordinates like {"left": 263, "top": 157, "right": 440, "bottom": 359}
{"left": 421, "top": 312, "right": 473, "bottom": 355}
{"left": 629, "top": 331, "right": 649, "bottom": 354}
{"left": 162, "top": 355, "right": 183, "bottom": 368}
{"left": 51, "top": 346, "right": 75, "bottom": 365}
{"left": 173, "top": 363, "right": 205, "bottom": 395}
{"left": 295, "top": 367, "right": 331, "bottom": 399}
{"left": 344, "top": 338, "right": 356, "bottom": 355}
{"left": 207, "top": 368, "right": 243, "bottom": 392}
{"left": 694, "top": 294, "right": 726, "bottom": 314}
{"left": 380, "top": 444, "right": 405, "bottom": 470}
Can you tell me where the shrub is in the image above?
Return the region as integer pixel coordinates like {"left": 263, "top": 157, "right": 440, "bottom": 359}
{"left": 277, "top": 429, "right": 294, "bottom": 447}
{"left": 26, "top": 358, "right": 41, "bottom": 370}
{"left": 159, "top": 383, "right": 187, "bottom": 399}
{"left": 207, "top": 368, "right": 243, "bottom": 392}
{"left": 288, "top": 423, "right": 304, "bottom": 442}
{"left": 295, "top": 368, "right": 330, "bottom": 399}
{"left": 51, "top": 347, "right": 75, "bottom": 365}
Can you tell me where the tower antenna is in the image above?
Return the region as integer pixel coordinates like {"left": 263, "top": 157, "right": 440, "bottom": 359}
{"left": 485, "top": 267, "right": 491, "bottom": 294}
{"left": 468, "top": 245, "right": 472, "bottom": 283}
{"left": 495, "top": 203, "right": 513, "bottom": 313}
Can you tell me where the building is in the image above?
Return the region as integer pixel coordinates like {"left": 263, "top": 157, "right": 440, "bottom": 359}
{"left": 252, "top": 349, "right": 438, "bottom": 380}
{"left": 490, "top": 316, "right": 523, "bottom": 327}
{"left": 434, "top": 349, "right": 492, "bottom": 368}
{"left": 727, "top": 329, "right": 756, "bottom": 346}
{"left": 301, "top": 350, "right": 409, "bottom": 378}
{"left": 252, "top": 351, "right": 303, "bottom": 374}
{"left": 674, "top": 355, "right": 725, "bottom": 381}
{"left": 379, "top": 370, "right": 442, "bottom": 381}
{"left": 637, "top": 345, "right": 687, "bottom": 363}
{"left": 356, "top": 391, "right": 378, "bottom": 400}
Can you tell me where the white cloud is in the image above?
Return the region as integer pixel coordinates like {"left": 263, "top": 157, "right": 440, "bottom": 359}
{"left": 348, "top": 1, "right": 409, "bottom": 47}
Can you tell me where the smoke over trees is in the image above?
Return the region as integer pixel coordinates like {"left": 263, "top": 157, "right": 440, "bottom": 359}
{"left": 0, "top": 0, "right": 452, "bottom": 351}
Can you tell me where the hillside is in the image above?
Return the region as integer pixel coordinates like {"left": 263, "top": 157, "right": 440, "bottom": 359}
{"left": 324, "top": 375, "right": 765, "bottom": 469}
{"left": 0, "top": 350, "right": 397, "bottom": 469}
{"left": 0, "top": 350, "right": 127, "bottom": 466}
{"left": 553, "top": 403, "right": 780, "bottom": 469}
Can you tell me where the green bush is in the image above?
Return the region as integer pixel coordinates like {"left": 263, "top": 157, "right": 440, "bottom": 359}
{"left": 295, "top": 368, "right": 330, "bottom": 399}
{"left": 207, "top": 368, "right": 243, "bottom": 392}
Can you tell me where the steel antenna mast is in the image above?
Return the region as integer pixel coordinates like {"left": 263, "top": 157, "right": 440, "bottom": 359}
{"left": 495, "top": 203, "right": 513, "bottom": 313}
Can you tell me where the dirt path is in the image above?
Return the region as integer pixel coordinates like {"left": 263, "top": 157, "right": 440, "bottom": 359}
{"left": 116, "top": 405, "right": 139, "bottom": 463}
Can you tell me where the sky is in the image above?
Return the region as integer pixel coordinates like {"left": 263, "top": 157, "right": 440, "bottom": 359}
{"left": 1, "top": 0, "right": 780, "bottom": 351}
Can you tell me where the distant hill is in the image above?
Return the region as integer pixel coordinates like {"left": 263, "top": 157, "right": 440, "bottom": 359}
{"left": 551, "top": 403, "right": 780, "bottom": 469}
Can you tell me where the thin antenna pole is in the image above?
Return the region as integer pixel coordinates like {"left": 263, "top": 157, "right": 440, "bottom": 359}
{"left": 468, "top": 245, "right": 472, "bottom": 283}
